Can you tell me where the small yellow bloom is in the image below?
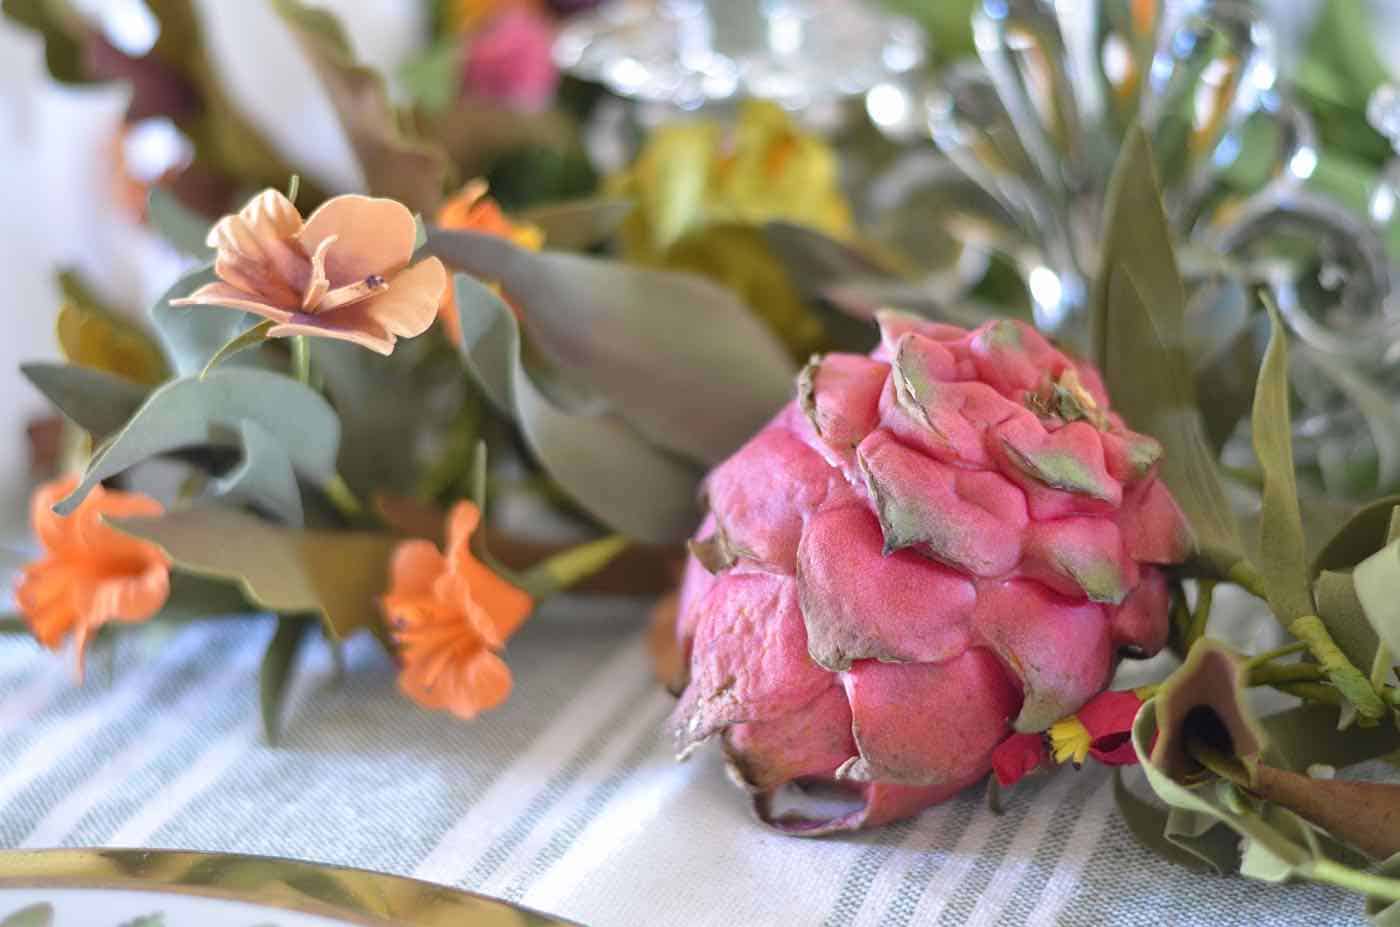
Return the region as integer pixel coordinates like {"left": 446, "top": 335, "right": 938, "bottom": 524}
{"left": 1048, "top": 715, "right": 1093, "bottom": 766}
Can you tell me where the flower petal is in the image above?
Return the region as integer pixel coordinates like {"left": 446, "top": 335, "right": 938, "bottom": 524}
{"left": 267, "top": 258, "right": 446, "bottom": 355}
{"left": 171, "top": 282, "right": 296, "bottom": 323}
{"left": 297, "top": 194, "right": 418, "bottom": 285}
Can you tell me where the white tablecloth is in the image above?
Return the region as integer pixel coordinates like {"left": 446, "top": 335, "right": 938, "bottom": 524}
{"left": 0, "top": 603, "right": 1361, "bottom": 926}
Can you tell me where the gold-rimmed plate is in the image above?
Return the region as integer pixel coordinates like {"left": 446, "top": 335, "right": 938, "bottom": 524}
{"left": 0, "top": 849, "right": 579, "bottom": 926}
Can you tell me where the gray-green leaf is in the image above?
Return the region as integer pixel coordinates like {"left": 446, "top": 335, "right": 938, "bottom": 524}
{"left": 453, "top": 272, "right": 702, "bottom": 543}
{"left": 426, "top": 228, "right": 796, "bottom": 466}
{"left": 147, "top": 187, "right": 215, "bottom": 261}
{"left": 150, "top": 266, "right": 259, "bottom": 376}
{"left": 55, "top": 368, "right": 340, "bottom": 516}
{"left": 20, "top": 362, "right": 151, "bottom": 439}
{"left": 209, "top": 420, "right": 305, "bottom": 527}
{"left": 260, "top": 615, "right": 315, "bottom": 744}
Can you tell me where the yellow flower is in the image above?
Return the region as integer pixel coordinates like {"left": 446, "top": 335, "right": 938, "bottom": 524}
{"left": 1048, "top": 715, "right": 1092, "bottom": 766}
{"left": 608, "top": 100, "right": 853, "bottom": 357}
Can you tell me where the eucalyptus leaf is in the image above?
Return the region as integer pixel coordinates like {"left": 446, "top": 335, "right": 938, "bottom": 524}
{"left": 201, "top": 319, "right": 274, "bottom": 378}
{"left": 453, "top": 272, "right": 703, "bottom": 543}
{"left": 150, "top": 266, "right": 258, "bottom": 376}
{"left": 518, "top": 197, "right": 634, "bottom": 251}
{"left": 260, "top": 615, "right": 315, "bottom": 744}
{"left": 271, "top": 0, "right": 449, "bottom": 214}
{"left": 147, "top": 186, "right": 215, "bottom": 261}
{"left": 20, "top": 362, "right": 150, "bottom": 439}
{"left": 1252, "top": 296, "right": 1314, "bottom": 623}
{"left": 55, "top": 368, "right": 340, "bottom": 516}
{"left": 111, "top": 506, "right": 397, "bottom": 640}
{"left": 1089, "top": 126, "right": 1242, "bottom": 576}
{"left": 427, "top": 228, "right": 796, "bottom": 466}
{"left": 209, "top": 420, "right": 305, "bottom": 527}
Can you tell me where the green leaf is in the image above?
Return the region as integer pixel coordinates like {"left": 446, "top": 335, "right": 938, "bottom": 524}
{"left": 155, "top": 570, "right": 257, "bottom": 622}
{"left": 201, "top": 319, "right": 274, "bottom": 378}
{"left": 150, "top": 266, "right": 259, "bottom": 376}
{"left": 1262, "top": 703, "right": 1400, "bottom": 771}
{"left": 1252, "top": 295, "right": 1314, "bottom": 623}
{"left": 111, "top": 506, "right": 397, "bottom": 640}
{"left": 147, "top": 187, "right": 215, "bottom": 261}
{"left": 517, "top": 197, "right": 634, "bottom": 252}
{"left": 1133, "top": 700, "right": 1316, "bottom": 882}
{"left": 55, "top": 368, "right": 340, "bottom": 516}
{"left": 427, "top": 228, "right": 797, "bottom": 466}
{"left": 452, "top": 272, "right": 703, "bottom": 543}
{"left": 20, "top": 362, "right": 151, "bottom": 439}
{"left": 0, "top": 902, "right": 54, "bottom": 927}
{"left": 271, "top": 0, "right": 450, "bottom": 213}
{"left": 310, "top": 339, "right": 433, "bottom": 498}
{"left": 1352, "top": 537, "right": 1400, "bottom": 673}
{"left": 398, "top": 36, "right": 463, "bottom": 112}
{"left": 1314, "top": 569, "right": 1383, "bottom": 671}
{"left": 1090, "top": 126, "right": 1242, "bottom": 576}
{"left": 1112, "top": 769, "right": 1221, "bottom": 872}
{"left": 209, "top": 420, "right": 305, "bottom": 527}
{"left": 260, "top": 615, "right": 315, "bottom": 744}
{"left": 1314, "top": 496, "right": 1400, "bottom": 576}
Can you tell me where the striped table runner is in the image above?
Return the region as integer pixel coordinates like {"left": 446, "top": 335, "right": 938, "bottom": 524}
{"left": 0, "top": 603, "right": 1359, "bottom": 926}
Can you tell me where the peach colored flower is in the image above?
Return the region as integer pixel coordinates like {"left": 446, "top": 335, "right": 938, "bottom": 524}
{"left": 433, "top": 179, "right": 543, "bottom": 342}
{"left": 380, "top": 500, "right": 533, "bottom": 719}
{"left": 15, "top": 475, "right": 171, "bottom": 678}
{"left": 173, "top": 189, "right": 447, "bottom": 355}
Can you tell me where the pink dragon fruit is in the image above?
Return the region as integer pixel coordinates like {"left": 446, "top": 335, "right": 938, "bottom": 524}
{"left": 669, "top": 312, "right": 1189, "bottom": 834}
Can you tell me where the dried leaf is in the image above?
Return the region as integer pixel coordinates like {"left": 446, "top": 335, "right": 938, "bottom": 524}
{"left": 112, "top": 506, "right": 397, "bottom": 640}
{"left": 20, "top": 362, "right": 151, "bottom": 440}
{"left": 155, "top": 571, "right": 255, "bottom": 622}
{"left": 452, "top": 272, "right": 702, "bottom": 543}
{"left": 55, "top": 280, "right": 168, "bottom": 385}
{"left": 1314, "top": 569, "right": 1383, "bottom": 671}
{"left": 1315, "top": 496, "right": 1400, "bottom": 576}
{"left": 271, "top": 0, "right": 449, "bottom": 213}
{"left": 427, "top": 228, "right": 796, "bottom": 466}
{"left": 1262, "top": 703, "right": 1400, "bottom": 772}
{"left": 1112, "top": 769, "right": 1220, "bottom": 872}
{"left": 260, "top": 615, "right": 315, "bottom": 744}
{"left": 55, "top": 368, "right": 340, "bottom": 516}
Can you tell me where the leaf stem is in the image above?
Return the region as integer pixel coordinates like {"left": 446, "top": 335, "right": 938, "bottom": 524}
{"left": 1270, "top": 681, "right": 1344, "bottom": 705}
{"left": 1305, "top": 859, "right": 1400, "bottom": 904}
{"left": 291, "top": 335, "right": 311, "bottom": 384}
{"left": 1248, "top": 662, "right": 1323, "bottom": 686}
{"left": 1373, "top": 643, "right": 1394, "bottom": 692}
{"left": 1227, "top": 560, "right": 1270, "bottom": 600}
{"left": 322, "top": 474, "right": 364, "bottom": 522}
{"left": 1243, "top": 640, "right": 1307, "bottom": 670}
{"left": 516, "top": 535, "right": 631, "bottom": 601}
{"left": 1185, "top": 579, "right": 1216, "bottom": 648}
{"left": 1288, "top": 614, "right": 1387, "bottom": 721}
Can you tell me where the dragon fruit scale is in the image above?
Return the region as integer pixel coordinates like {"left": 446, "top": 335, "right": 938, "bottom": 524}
{"left": 669, "top": 312, "right": 1189, "bottom": 835}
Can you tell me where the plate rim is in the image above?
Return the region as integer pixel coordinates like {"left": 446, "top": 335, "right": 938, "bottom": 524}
{"left": 0, "top": 847, "right": 580, "bottom": 927}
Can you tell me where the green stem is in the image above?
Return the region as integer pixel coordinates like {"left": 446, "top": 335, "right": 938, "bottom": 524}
{"left": 1305, "top": 859, "right": 1400, "bottom": 904}
{"left": 1271, "top": 681, "right": 1345, "bottom": 705}
{"left": 516, "top": 535, "right": 631, "bottom": 600}
{"left": 1243, "top": 640, "right": 1308, "bottom": 670}
{"left": 1227, "top": 561, "right": 1270, "bottom": 600}
{"left": 322, "top": 474, "right": 364, "bottom": 522}
{"left": 1289, "top": 614, "right": 1387, "bottom": 721}
{"left": 1373, "top": 643, "right": 1394, "bottom": 692}
{"left": 1186, "top": 580, "right": 1216, "bottom": 648}
{"left": 291, "top": 335, "right": 311, "bottom": 384}
{"left": 1248, "top": 663, "right": 1324, "bottom": 686}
